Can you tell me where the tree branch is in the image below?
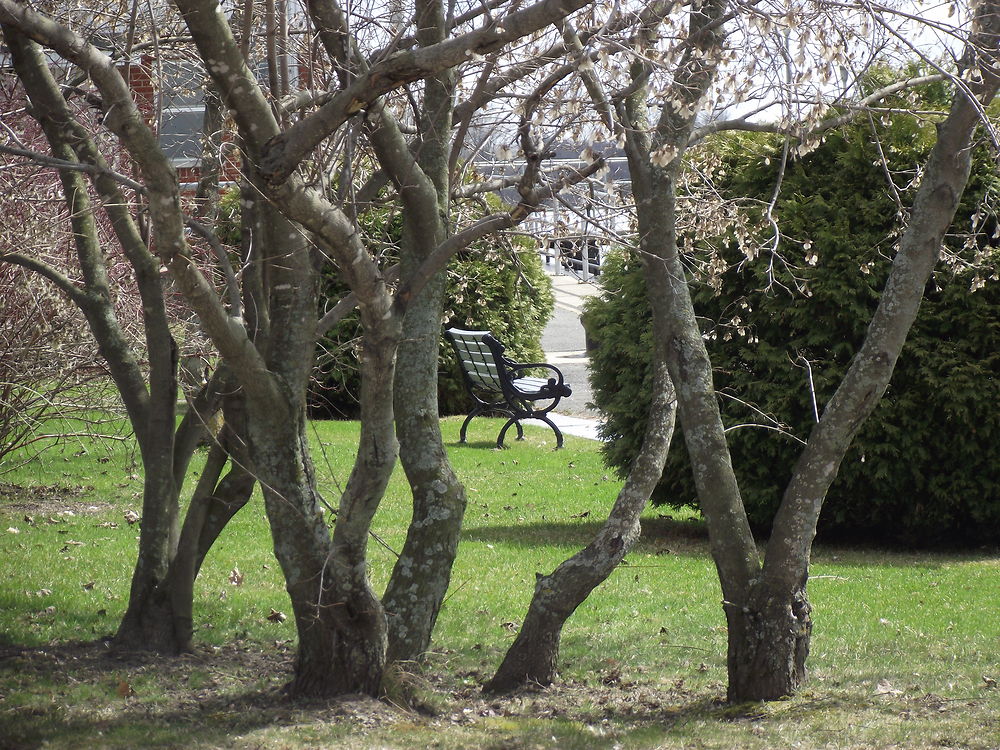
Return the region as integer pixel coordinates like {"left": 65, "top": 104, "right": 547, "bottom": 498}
{"left": 395, "top": 157, "right": 605, "bottom": 307}
{"left": 0, "top": 142, "right": 146, "bottom": 192}
{"left": 258, "top": 0, "right": 594, "bottom": 185}
{"left": 315, "top": 264, "right": 401, "bottom": 338}
{"left": 0, "top": 252, "right": 90, "bottom": 307}
{"left": 173, "top": 0, "right": 389, "bottom": 308}
{"left": 690, "top": 74, "right": 949, "bottom": 145}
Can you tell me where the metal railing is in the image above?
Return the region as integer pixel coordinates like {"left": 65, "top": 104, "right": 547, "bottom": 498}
{"left": 539, "top": 235, "right": 603, "bottom": 281}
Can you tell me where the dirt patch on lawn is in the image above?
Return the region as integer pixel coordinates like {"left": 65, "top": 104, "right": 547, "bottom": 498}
{"left": 0, "top": 482, "right": 112, "bottom": 517}
{"left": 0, "top": 638, "right": 707, "bottom": 749}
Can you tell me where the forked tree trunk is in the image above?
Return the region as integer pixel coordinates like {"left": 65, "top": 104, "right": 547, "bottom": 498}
{"left": 250, "top": 409, "right": 385, "bottom": 697}
{"left": 485, "top": 341, "right": 675, "bottom": 693}
{"left": 287, "top": 575, "right": 387, "bottom": 697}
{"left": 113, "top": 459, "right": 181, "bottom": 651}
{"left": 166, "top": 447, "right": 254, "bottom": 650}
{"left": 251, "top": 300, "right": 398, "bottom": 697}
{"left": 725, "top": 4, "right": 1000, "bottom": 702}
{"left": 1, "top": 26, "right": 182, "bottom": 654}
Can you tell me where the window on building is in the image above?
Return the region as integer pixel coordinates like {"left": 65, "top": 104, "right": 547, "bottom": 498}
{"left": 159, "top": 59, "right": 206, "bottom": 168}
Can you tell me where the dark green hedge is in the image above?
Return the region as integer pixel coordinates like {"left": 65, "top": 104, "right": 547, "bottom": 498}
{"left": 586, "top": 87, "right": 1000, "bottom": 547}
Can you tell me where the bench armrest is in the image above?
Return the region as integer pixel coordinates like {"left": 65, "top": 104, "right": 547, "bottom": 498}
{"left": 507, "top": 362, "right": 572, "bottom": 398}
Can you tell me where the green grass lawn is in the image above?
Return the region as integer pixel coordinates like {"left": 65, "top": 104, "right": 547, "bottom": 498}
{"left": 1, "top": 417, "right": 998, "bottom": 749}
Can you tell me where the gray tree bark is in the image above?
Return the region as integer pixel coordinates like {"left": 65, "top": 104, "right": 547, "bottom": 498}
{"left": 728, "top": 2, "right": 1000, "bottom": 701}
{"left": 375, "top": 0, "right": 469, "bottom": 666}
{"left": 384, "top": 266, "right": 469, "bottom": 665}
{"left": 163, "top": 0, "right": 403, "bottom": 695}
{"left": 485, "top": 336, "right": 675, "bottom": 692}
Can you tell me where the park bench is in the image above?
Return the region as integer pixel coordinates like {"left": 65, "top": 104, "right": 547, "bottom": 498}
{"left": 445, "top": 328, "right": 572, "bottom": 449}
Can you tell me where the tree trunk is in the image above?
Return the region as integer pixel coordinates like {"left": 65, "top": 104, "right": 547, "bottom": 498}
{"left": 485, "top": 339, "right": 676, "bottom": 693}
{"left": 311, "top": 310, "right": 400, "bottom": 695}
{"left": 239, "top": 197, "right": 394, "bottom": 696}
{"left": 384, "top": 271, "right": 467, "bottom": 664}
{"left": 166, "top": 439, "right": 254, "bottom": 652}
{"left": 380, "top": 1, "right": 466, "bottom": 665}
{"left": 725, "top": 582, "right": 812, "bottom": 702}
{"left": 167, "top": 443, "right": 228, "bottom": 652}
{"left": 249, "top": 405, "right": 385, "bottom": 697}
{"left": 246, "top": 260, "right": 397, "bottom": 696}
{"left": 1, "top": 26, "right": 179, "bottom": 653}
{"left": 287, "top": 581, "right": 386, "bottom": 697}
{"left": 271, "top": 335, "right": 396, "bottom": 697}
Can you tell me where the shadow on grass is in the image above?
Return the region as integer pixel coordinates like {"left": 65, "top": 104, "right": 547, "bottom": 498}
{"left": 447, "top": 437, "right": 566, "bottom": 452}
{"left": 0, "top": 639, "right": 405, "bottom": 749}
{"left": 2, "top": 637, "right": 991, "bottom": 750}
{"left": 448, "top": 440, "right": 505, "bottom": 451}
{"left": 462, "top": 514, "right": 711, "bottom": 558}
{"left": 462, "top": 513, "right": 998, "bottom": 568}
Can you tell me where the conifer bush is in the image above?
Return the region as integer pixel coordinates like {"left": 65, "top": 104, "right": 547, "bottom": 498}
{"left": 587, "top": 84, "right": 1000, "bottom": 547}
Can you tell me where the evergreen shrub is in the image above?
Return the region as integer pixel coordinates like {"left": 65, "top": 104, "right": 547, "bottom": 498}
{"left": 587, "top": 89, "right": 1000, "bottom": 547}
{"left": 215, "top": 193, "right": 554, "bottom": 418}
{"left": 312, "top": 239, "right": 553, "bottom": 418}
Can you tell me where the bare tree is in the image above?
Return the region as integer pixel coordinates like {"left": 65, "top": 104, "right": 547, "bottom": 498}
{"left": 0, "top": 77, "right": 135, "bottom": 468}
{"left": 0, "top": 266, "right": 120, "bottom": 471}
{"left": 487, "top": 0, "right": 1000, "bottom": 701}
{"left": 0, "top": 0, "right": 601, "bottom": 696}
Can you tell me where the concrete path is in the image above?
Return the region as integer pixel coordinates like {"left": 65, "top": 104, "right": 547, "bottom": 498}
{"left": 535, "top": 262, "right": 603, "bottom": 440}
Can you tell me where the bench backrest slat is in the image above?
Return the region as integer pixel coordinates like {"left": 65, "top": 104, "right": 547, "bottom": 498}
{"left": 446, "top": 328, "right": 508, "bottom": 393}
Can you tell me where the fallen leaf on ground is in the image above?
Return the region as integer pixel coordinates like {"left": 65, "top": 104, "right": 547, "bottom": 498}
{"left": 875, "top": 679, "right": 903, "bottom": 696}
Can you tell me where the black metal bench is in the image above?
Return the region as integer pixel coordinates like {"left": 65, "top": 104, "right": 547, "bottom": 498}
{"left": 445, "top": 328, "right": 572, "bottom": 449}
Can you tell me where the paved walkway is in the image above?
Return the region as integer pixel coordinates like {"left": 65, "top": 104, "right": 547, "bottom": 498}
{"left": 534, "top": 261, "right": 603, "bottom": 441}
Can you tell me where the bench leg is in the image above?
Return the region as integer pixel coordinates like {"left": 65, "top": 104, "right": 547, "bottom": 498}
{"left": 537, "top": 415, "right": 565, "bottom": 449}
{"left": 459, "top": 412, "right": 477, "bottom": 443}
{"left": 498, "top": 416, "right": 563, "bottom": 449}
{"left": 496, "top": 418, "right": 525, "bottom": 448}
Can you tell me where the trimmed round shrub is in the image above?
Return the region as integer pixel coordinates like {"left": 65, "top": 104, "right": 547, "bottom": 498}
{"left": 587, "top": 93, "right": 1000, "bottom": 547}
